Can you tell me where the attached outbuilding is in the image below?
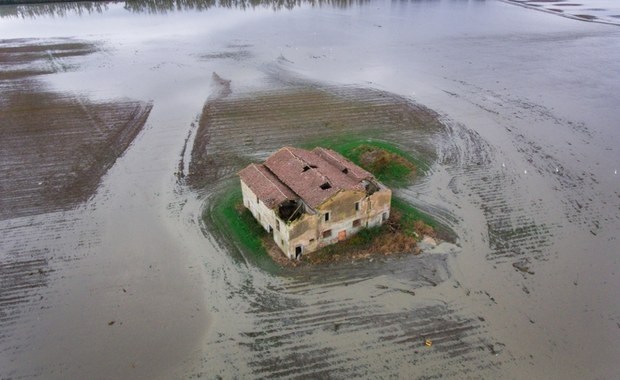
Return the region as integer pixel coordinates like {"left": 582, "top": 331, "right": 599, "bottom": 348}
{"left": 238, "top": 146, "right": 391, "bottom": 260}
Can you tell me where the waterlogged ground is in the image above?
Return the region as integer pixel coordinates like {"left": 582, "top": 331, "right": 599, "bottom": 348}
{"left": 1, "top": 0, "right": 619, "bottom": 379}
{"left": 502, "top": 0, "right": 620, "bottom": 24}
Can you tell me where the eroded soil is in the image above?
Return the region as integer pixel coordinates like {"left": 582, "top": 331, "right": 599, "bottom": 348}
{"left": 0, "top": 39, "right": 152, "bottom": 220}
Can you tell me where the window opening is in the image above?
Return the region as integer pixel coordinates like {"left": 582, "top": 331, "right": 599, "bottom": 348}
{"left": 324, "top": 212, "right": 330, "bottom": 222}
{"left": 355, "top": 201, "right": 360, "bottom": 211}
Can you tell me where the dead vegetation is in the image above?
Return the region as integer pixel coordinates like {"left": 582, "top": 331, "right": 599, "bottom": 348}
{"left": 357, "top": 145, "right": 417, "bottom": 180}
{"left": 263, "top": 208, "right": 437, "bottom": 268}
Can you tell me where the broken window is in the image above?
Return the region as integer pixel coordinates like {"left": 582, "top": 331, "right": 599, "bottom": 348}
{"left": 353, "top": 219, "right": 361, "bottom": 227}
{"left": 320, "top": 182, "right": 332, "bottom": 190}
{"left": 342, "top": 168, "right": 349, "bottom": 174}
{"left": 324, "top": 212, "right": 330, "bottom": 222}
{"left": 303, "top": 165, "right": 310, "bottom": 172}
{"left": 322, "top": 229, "right": 332, "bottom": 238}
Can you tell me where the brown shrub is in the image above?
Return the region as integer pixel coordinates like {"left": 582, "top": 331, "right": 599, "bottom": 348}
{"left": 414, "top": 220, "right": 435, "bottom": 237}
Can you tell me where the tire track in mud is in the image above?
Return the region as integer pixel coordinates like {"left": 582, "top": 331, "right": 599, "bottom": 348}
{"left": 189, "top": 74, "right": 510, "bottom": 377}
{"left": 0, "top": 211, "right": 101, "bottom": 374}
{"left": 439, "top": 79, "right": 619, "bottom": 269}
{"left": 432, "top": 120, "right": 553, "bottom": 264}
{"left": 205, "top": 279, "right": 506, "bottom": 379}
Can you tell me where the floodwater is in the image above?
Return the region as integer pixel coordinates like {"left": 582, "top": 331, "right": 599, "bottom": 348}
{"left": 1, "top": 0, "right": 619, "bottom": 378}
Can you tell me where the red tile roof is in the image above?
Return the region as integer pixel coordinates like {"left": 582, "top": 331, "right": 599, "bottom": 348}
{"left": 239, "top": 147, "right": 375, "bottom": 209}
{"left": 312, "top": 147, "right": 373, "bottom": 183}
{"left": 238, "top": 163, "right": 297, "bottom": 209}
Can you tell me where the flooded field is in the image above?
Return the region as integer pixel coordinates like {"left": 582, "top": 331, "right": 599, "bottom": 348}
{"left": 1, "top": 0, "right": 619, "bottom": 379}
{"left": 502, "top": 0, "right": 620, "bottom": 25}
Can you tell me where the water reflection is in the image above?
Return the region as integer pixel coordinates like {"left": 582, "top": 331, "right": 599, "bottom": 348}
{"left": 0, "top": 0, "right": 371, "bottom": 18}
{"left": 0, "top": 1, "right": 110, "bottom": 18}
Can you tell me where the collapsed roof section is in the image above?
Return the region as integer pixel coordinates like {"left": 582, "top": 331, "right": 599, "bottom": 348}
{"left": 239, "top": 147, "right": 379, "bottom": 219}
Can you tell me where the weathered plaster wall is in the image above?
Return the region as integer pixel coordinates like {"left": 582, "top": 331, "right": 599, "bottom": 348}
{"left": 242, "top": 180, "right": 391, "bottom": 260}
{"left": 366, "top": 187, "right": 391, "bottom": 228}
{"left": 240, "top": 180, "right": 290, "bottom": 256}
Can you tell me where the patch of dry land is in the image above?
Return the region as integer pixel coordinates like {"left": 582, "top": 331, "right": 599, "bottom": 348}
{"left": 187, "top": 79, "right": 440, "bottom": 188}
{"left": 192, "top": 76, "right": 455, "bottom": 268}
{"left": 0, "top": 39, "right": 152, "bottom": 219}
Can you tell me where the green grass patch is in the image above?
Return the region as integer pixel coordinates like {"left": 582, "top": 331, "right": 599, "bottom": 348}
{"left": 207, "top": 187, "right": 280, "bottom": 271}
{"left": 391, "top": 197, "right": 437, "bottom": 230}
{"left": 302, "top": 137, "right": 430, "bottom": 187}
{"left": 205, "top": 139, "right": 454, "bottom": 268}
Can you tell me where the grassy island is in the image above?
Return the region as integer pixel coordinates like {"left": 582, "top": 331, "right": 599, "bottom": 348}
{"left": 205, "top": 139, "right": 453, "bottom": 268}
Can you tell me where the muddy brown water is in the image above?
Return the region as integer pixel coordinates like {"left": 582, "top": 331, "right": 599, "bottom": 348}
{"left": 1, "top": 0, "right": 620, "bottom": 379}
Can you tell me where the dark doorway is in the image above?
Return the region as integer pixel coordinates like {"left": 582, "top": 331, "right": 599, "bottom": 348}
{"left": 295, "top": 245, "right": 303, "bottom": 260}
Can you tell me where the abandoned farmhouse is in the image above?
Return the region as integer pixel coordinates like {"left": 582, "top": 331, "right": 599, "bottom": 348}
{"left": 238, "top": 146, "right": 392, "bottom": 259}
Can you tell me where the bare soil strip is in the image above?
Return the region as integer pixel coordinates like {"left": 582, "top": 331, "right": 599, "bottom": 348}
{"left": 0, "top": 39, "right": 153, "bottom": 220}
{"left": 188, "top": 81, "right": 441, "bottom": 189}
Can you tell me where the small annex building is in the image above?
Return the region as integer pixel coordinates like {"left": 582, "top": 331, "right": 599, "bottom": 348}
{"left": 238, "top": 146, "right": 391, "bottom": 260}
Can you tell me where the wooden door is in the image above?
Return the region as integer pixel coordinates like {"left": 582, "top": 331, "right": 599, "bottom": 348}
{"left": 338, "top": 230, "right": 347, "bottom": 241}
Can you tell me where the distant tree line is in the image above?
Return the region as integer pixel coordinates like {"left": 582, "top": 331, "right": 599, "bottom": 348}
{"left": 0, "top": 0, "right": 111, "bottom": 18}
{"left": 0, "top": 0, "right": 370, "bottom": 18}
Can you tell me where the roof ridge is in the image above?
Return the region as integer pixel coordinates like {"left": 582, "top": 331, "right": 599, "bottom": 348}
{"left": 315, "top": 147, "right": 342, "bottom": 165}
